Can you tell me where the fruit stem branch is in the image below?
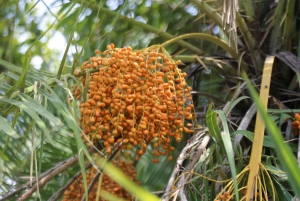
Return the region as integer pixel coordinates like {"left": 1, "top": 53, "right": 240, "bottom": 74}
{"left": 162, "top": 132, "right": 206, "bottom": 201}
{"left": 48, "top": 163, "right": 93, "bottom": 201}
{"left": 80, "top": 147, "right": 120, "bottom": 201}
{"left": 2, "top": 147, "right": 97, "bottom": 201}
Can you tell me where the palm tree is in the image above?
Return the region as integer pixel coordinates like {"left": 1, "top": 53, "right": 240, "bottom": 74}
{"left": 0, "top": 0, "right": 299, "bottom": 200}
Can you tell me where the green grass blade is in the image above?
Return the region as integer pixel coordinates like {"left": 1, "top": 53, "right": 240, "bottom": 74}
{"left": 206, "top": 103, "right": 221, "bottom": 142}
{"left": 233, "top": 130, "right": 298, "bottom": 152}
{"left": 214, "top": 110, "right": 239, "bottom": 201}
{"left": 78, "top": 149, "right": 88, "bottom": 201}
{"left": 226, "top": 96, "right": 250, "bottom": 117}
{"left": 268, "top": 109, "right": 300, "bottom": 113}
{"left": 56, "top": 30, "right": 73, "bottom": 79}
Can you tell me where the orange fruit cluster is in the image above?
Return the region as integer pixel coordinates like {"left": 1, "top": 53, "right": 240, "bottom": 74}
{"left": 218, "top": 191, "right": 230, "bottom": 200}
{"left": 74, "top": 44, "right": 195, "bottom": 162}
{"left": 292, "top": 113, "right": 300, "bottom": 137}
{"left": 61, "top": 158, "right": 139, "bottom": 201}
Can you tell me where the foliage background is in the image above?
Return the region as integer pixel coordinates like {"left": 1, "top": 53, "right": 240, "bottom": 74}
{"left": 0, "top": 0, "right": 300, "bottom": 201}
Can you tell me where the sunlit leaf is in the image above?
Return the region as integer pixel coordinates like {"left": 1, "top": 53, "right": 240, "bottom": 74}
{"left": 97, "top": 157, "right": 160, "bottom": 201}
{"left": 0, "top": 99, "right": 53, "bottom": 144}
{"left": 0, "top": 116, "right": 19, "bottom": 138}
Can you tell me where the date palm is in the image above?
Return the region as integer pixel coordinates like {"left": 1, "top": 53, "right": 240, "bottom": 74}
{"left": 0, "top": 0, "right": 299, "bottom": 200}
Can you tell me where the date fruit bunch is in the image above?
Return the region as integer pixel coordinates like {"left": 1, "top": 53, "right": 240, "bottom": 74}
{"left": 73, "top": 44, "right": 195, "bottom": 162}
{"left": 61, "top": 157, "right": 139, "bottom": 201}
